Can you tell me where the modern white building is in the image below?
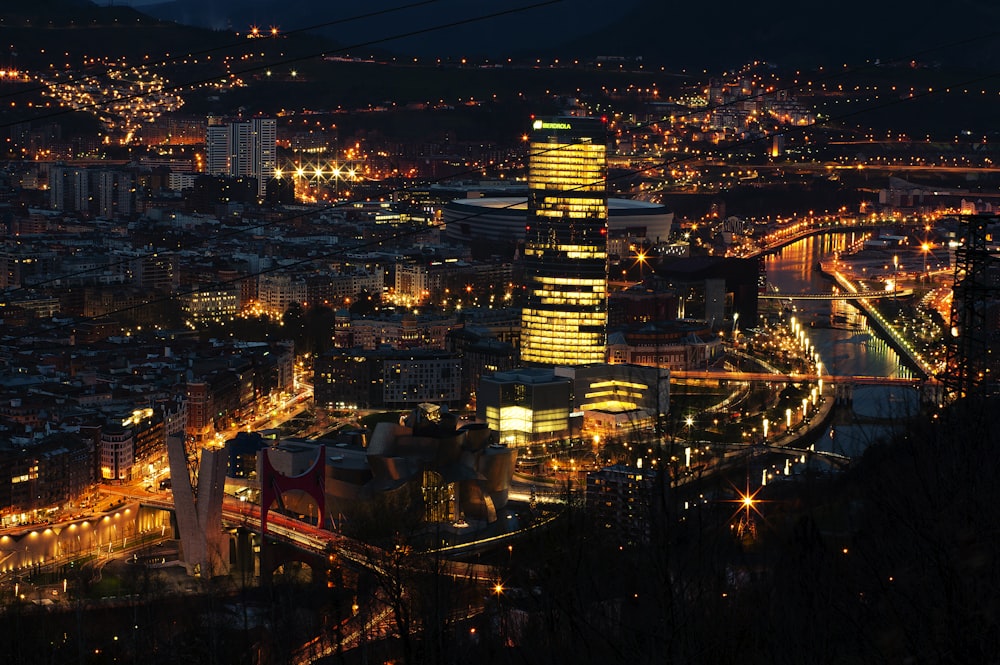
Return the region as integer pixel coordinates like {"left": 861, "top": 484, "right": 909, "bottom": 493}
{"left": 444, "top": 197, "right": 673, "bottom": 246}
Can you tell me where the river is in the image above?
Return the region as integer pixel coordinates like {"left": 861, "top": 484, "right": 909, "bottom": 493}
{"left": 763, "top": 232, "right": 921, "bottom": 457}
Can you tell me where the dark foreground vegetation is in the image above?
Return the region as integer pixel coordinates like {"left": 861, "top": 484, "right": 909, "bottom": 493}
{"left": 1, "top": 398, "right": 995, "bottom": 664}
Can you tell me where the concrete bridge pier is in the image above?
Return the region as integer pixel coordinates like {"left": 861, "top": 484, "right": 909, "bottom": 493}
{"left": 257, "top": 537, "right": 333, "bottom": 589}
{"left": 834, "top": 383, "right": 854, "bottom": 405}
{"left": 919, "top": 380, "right": 945, "bottom": 407}
{"left": 229, "top": 528, "right": 260, "bottom": 581}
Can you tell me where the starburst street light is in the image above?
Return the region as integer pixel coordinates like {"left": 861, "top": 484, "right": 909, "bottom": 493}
{"left": 727, "top": 480, "right": 766, "bottom": 544}
{"left": 633, "top": 248, "right": 651, "bottom": 280}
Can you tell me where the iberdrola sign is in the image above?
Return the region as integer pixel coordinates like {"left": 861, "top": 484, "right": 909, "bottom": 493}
{"left": 532, "top": 120, "right": 572, "bottom": 130}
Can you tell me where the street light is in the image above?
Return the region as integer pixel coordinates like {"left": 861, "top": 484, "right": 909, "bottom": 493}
{"left": 892, "top": 254, "right": 899, "bottom": 299}
{"left": 635, "top": 249, "right": 648, "bottom": 280}
{"left": 785, "top": 408, "right": 792, "bottom": 430}
{"left": 494, "top": 581, "right": 505, "bottom": 641}
{"left": 802, "top": 397, "right": 809, "bottom": 420}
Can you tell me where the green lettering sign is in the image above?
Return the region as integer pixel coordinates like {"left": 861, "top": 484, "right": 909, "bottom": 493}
{"left": 532, "top": 120, "right": 572, "bottom": 130}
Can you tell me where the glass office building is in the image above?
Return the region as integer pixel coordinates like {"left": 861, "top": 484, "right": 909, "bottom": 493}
{"left": 520, "top": 116, "right": 609, "bottom": 365}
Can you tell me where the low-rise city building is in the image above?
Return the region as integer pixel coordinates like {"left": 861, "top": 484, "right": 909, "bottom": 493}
{"left": 586, "top": 464, "right": 660, "bottom": 544}
{"left": 314, "top": 347, "right": 462, "bottom": 409}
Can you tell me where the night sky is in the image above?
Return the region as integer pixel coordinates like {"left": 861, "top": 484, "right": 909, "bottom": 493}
{"left": 91, "top": 0, "right": 1000, "bottom": 69}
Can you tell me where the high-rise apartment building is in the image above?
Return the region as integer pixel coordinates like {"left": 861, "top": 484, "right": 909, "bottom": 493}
{"left": 49, "top": 164, "right": 89, "bottom": 212}
{"left": 205, "top": 116, "right": 277, "bottom": 197}
{"left": 49, "top": 165, "right": 137, "bottom": 218}
{"left": 205, "top": 116, "right": 230, "bottom": 175}
{"left": 98, "top": 169, "right": 136, "bottom": 218}
{"left": 520, "top": 116, "right": 609, "bottom": 365}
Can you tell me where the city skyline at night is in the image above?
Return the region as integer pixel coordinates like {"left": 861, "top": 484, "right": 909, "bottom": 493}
{"left": 0, "top": 2, "right": 997, "bottom": 663}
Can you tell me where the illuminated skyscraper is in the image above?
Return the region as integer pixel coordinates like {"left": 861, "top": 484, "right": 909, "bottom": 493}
{"left": 520, "top": 116, "right": 609, "bottom": 365}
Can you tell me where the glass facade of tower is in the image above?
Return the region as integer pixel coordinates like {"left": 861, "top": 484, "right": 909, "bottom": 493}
{"left": 520, "top": 116, "right": 609, "bottom": 365}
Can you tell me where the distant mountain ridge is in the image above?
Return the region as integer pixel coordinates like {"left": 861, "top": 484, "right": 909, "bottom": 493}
{"left": 565, "top": 0, "right": 1000, "bottom": 68}
{"left": 0, "top": 1, "right": 237, "bottom": 71}
{"left": 94, "top": 0, "right": 1000, "bottom": 68}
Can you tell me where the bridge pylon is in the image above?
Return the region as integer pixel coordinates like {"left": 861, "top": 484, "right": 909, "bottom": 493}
{"left": 166, "top": 435, "right": 230, "bottom": 578}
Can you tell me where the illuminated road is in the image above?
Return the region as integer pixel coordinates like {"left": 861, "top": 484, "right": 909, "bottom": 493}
{"left": 292, "top": 603, "right": 396, "bottom": 665}
{"left": 759, "top": 288, "right": 913, "bottom": 300}
{"left": 670, "top": 369, "right": 921, "bottom": 385}
{"left": 214, "top": 498, "right": 500, "bottom": 583}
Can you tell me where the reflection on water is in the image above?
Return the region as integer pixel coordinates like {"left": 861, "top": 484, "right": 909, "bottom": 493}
{"left": 851, "top": 385, "right": 920, "bottom": 419}
{"left": 765, "top": 234, "right": 919, "bottom": 456}
{"left": 815, "top": 424, "right": 892, "bottom": 459}
{"left": 817, "top": 386, "right": 920, "bottom": 457}
{"left": 765, "top": 233, "right": 912, "bottom": 379}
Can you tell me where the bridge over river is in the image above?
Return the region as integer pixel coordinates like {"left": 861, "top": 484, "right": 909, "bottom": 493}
{"left": 669, "top": 369, "right": 920, "bottom": 385}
